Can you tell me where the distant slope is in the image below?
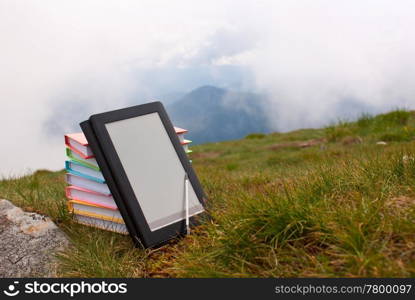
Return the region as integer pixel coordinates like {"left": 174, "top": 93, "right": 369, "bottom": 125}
{"left": 166, "top": 86, "right": 271, "bottom": 144}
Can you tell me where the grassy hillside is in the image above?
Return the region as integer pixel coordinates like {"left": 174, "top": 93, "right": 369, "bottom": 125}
{"left": 1, "top": 110, "right": 414, "bottom": 277}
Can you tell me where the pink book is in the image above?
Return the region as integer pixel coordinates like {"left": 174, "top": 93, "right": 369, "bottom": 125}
{"left": 65, "top": 186, "right": 117, "bottom": 210}
{"left": 174, "top": 127, "right": 188, "bottom": 134}
{"left": 65, "top": 133, "right": 94, "bottom": 159}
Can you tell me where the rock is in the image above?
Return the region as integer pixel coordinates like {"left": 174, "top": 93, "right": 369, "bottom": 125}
{"left": 269, "top": 138, "right": 327, "bottom": 151}
{"left": 0, "top": 199, "right": 69, "bottom": 277}
{"left": 376, "top": 141, "right": 387, "bottom": 145}
{"left": 298, "top": 138, "right": 328, "bottom": 148}
{"left": 341, "top": 136, "right": 363, "bottom": 146}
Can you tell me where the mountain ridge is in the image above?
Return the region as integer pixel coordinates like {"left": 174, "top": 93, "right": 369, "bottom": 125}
{"left": 167, "top": 85, "right": 272, "bottom": 144}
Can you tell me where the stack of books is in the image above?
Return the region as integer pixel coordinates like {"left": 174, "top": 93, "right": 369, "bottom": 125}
{"left": 64, "top": 127, "right": 192, "bottom": 234}
{"left": 175, "top": 127, "right": 193, "bottom": 154}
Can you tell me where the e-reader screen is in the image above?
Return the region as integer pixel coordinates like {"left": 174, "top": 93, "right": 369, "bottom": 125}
{"left": 105, "top": 112, "right": 204, "bottom": 231}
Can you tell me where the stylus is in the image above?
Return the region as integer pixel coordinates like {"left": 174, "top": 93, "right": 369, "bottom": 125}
{"left": 185, "top": 173, "right": 190, "bottom": 235}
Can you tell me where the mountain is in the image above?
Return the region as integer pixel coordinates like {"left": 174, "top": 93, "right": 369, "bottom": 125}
{"left": 166, "top": 86, "right": 271, "bottom": 144}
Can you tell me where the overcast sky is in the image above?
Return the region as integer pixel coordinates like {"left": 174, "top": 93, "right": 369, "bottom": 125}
{"left": 0, "top": 0, "right": 414, "bottom": 175}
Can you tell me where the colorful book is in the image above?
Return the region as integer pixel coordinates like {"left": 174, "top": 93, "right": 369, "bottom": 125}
{"left": 65, "top": 133, "right": 94, "bottom": 159}
{"left": 175, "top": 127, "right": 188, "bottom": 143}
{"left": 66, "top": 173, "right": 110, "bottom": 195}
{"left": 181, "top": 139, "right": 192, "bottom": 153}
{"left": 73, "top": 214, "right": 128, "bottom": 235}
{"left": 174, "top": 127, "right": 188, "bottom": 134}
{"left": 68, "top": 199, "right": 123, "bottom": 223}
{"left": 66, "top": 186, "right": 116, "bottom": 209}
{"left": 65, "top": 160, "right": 105, "bottom": 183}
{"left": 66, "top": 148, "right": 99, "bottom": 170}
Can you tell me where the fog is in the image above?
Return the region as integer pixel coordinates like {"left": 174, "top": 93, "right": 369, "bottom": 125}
{"left": 0, "top": 0, "right": 414, "bottom": 175}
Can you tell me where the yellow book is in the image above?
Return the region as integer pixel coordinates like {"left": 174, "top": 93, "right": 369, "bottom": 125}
{"left": 67, "top": 200, "right": 128, "bottom": 234}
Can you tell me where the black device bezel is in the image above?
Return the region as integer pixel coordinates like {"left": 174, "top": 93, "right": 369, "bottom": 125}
{"left": 83, "top": 101, "right": 206, "bottom": 248}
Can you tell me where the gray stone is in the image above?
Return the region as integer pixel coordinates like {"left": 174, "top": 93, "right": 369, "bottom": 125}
{"left": 0, "top": 199, "right": 69, "bottom": 277}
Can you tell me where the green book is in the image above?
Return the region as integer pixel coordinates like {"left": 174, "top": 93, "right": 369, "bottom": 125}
{"left": 66, "top": 147, "right": 100, "bottom": 171}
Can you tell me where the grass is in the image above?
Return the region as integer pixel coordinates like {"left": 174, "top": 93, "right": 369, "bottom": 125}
{"left": 0, "top": 109, "right": 414, "bottom": 277}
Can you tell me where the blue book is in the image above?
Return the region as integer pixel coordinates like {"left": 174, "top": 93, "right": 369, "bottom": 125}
{"left": 65, "top": 160, "right": 105, "bottom": 183}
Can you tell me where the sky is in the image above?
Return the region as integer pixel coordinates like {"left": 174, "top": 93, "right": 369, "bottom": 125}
{"left": 0, "top": 0, "right": 414, "bottom": 175}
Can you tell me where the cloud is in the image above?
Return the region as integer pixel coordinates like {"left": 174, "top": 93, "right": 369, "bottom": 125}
{"left": 235, "top": 0, "right": 415, "bottom": 130}
{"left": 0, "top": 0, "right": 414, "bottom": 175}
{"left": 0, "top": 0, "right": 233, "bottom": 175}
